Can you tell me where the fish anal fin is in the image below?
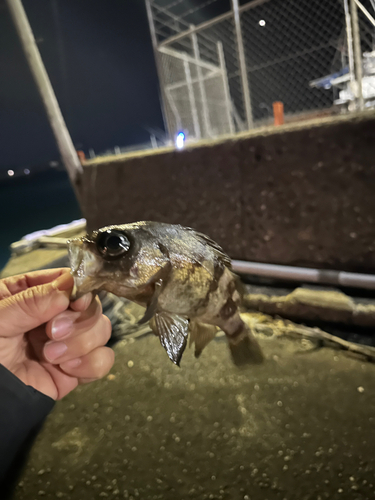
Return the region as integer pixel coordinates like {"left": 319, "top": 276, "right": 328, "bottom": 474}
{"left": 151, "top": 312, "right": 189, "bottom": 365}
{"left": 189, "top": 322, "right": 219, "bottom": 358}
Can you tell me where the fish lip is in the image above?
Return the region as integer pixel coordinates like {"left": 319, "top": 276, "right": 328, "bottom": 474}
{"left": 68, "top": 239, "right": 84, "bottom": 275}
{"left": 68, "top": 241, "right": 85, "bottom": 300}
{"left": 68, "top": 240, "right": 103, "bottom": 299}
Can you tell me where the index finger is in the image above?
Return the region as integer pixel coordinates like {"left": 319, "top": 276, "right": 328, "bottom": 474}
{"left": 0, "top": 268, "right": 70, "bottom": 300}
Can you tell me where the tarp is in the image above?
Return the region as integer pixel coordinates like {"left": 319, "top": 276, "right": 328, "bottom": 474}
{"left": 309, "top": 67, "right": 349, "bottom": 89}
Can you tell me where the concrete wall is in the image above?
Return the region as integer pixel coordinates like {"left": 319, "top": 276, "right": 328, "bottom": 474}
{"left": 78, "top": 112, "right": 375, "bottom": 273}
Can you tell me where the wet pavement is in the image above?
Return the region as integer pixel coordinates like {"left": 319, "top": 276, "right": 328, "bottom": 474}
{"left": 11, "top": 328, "right": 375, "bottom": 500}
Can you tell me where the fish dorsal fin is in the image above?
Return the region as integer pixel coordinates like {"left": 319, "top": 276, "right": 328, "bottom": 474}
{"left": 150, "top": 312, "right": 189, "bottom": 366}
{"left": 189, "top": 321, "right": 219, "bottom": 358}
{"left": 185, "top": 227, "right": 232, "bottom": 269}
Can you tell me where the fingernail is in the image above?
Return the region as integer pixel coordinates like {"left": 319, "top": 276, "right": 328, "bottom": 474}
{"left": 63, "top": 358, "right": 82, "bottom": 369}
{"left": 51, "top": 317, "right": 74, "bottom": 339}
{"left": 52, "top": 272, "right": 74, "bottom": 292}
{"left": 44, "top": 342, "right": 68, "bottom": 361}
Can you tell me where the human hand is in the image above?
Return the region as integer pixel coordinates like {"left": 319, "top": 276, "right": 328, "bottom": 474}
{"left": 0, "top": 268, "right": 114, "bottom": 400}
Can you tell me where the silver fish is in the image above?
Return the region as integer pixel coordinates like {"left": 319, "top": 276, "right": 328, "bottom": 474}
{"left": 68, "top": 222, "right": 264, "bottom": 366}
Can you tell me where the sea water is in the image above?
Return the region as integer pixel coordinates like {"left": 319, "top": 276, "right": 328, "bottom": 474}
{"left": 0, "top": 168, "right": 81, "bottom": 269}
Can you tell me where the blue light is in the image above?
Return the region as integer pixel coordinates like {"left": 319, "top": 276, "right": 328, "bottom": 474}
{"left": 175, "top": 131, "right": 186, "bottom": 149}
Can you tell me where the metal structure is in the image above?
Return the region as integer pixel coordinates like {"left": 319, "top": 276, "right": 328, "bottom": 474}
{"left": 146, "top": 0, "right": 375, "bottom": 142}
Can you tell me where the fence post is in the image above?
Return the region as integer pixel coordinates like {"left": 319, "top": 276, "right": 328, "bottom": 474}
{"left": 183, "top": 57, "right": 201, "bottom": 139}
{"left": 350, "top": 0, "right": 364, "bottom": 110}
{"left": 145, "top": 0, "right": 173, "bottom": 140}
{"left": 190, "top": 25, "right": 211, "bottom": 138}
{"left": 231, "top": 0, "right": 253, "bottom": 129}
{"left": 217, "top": 42, "right": 235, "bottom": 134}
{"left": 343, "top": 0, "right": 356, "bottom": 88}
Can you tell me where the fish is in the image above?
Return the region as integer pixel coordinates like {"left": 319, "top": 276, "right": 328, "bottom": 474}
{"left": 68, "top": 221, "right": 264, "bottom": 366}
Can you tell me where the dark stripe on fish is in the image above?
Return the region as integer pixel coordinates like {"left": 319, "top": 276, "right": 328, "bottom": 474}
{"left": 228, "top": 323, "right": 245, "bottom": 340}
{"left": 220, "top": 297, "right": 237, "bottom": 320}
{"left": 210, "top": 260, "right": 226, "bottom": 294}
{"left": 195, "top": 260, "right": 225, "bottom": 313}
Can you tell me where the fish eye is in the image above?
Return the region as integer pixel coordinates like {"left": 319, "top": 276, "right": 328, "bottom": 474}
{"left": 97, "top": 230, "right": 130, "bottom": 258}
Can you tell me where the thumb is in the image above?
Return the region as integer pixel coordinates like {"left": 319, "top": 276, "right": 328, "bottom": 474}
{"left": 0, "top": 273, "right": 73, "bottom": 337}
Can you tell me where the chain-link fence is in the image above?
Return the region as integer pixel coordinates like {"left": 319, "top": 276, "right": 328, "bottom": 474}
{"left": 146, "top": 0, "right": 375, "bottom": 141}
{"left": 349, "top": 0, "right": 375, "bottom": 109}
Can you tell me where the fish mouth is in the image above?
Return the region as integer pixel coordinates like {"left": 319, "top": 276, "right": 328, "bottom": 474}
{"left": 68, "top": 239, "right": 104, "bottom": 300}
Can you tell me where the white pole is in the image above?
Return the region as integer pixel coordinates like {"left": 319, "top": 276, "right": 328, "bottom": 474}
{"left": 354, "top": 0, "right": 375, "bottom": 27}
{"left": 190, "top": 25, "right": 211, "bottom": 138}
{"left": 350, "top": 0, "right": 365, "bottom": 110}
{"left": 231, "top": 0, "right": 253, "bottom": 129}
{"left": 183, "top": 57, "right": 201, "bottom": 139}
{"left": 343, "top": 0, "right": 356, "bottom": 86}
{"left": 6, "top": 0, "right": 83, "bottom": 184}
{"left": 145, "top": 0, "right": 172, "bottom": 140}
{"left": 217, "top": 41, "right": 235, "bottom": 134}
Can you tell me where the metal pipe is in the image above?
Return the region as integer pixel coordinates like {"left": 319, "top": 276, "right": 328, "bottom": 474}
{"left": 145, "top": 0, "right": 172, "bottom": 140}
{"left": 354, "top": 0, "right": 375, "bottom": 27}
{"left": 6, "top": 0, "right": 82, "bottom": 185}
{"left": 231, "top": 0, "right": 253, "bottom": 129}
{"left": 217, "top": 41, "right": 235, "bottom": 134}
{"left": 159, "top": 46, "right": 220, "bottom": 73}
{"left": 231, "top": 260, "right": 375, "bottom": 290}
{"left": 165, "top": 87, "right": 182, "bottom": 130}
{"left": 165, "top": 71, "right": 220, "bottom": 92}
{"left": 350, "top": 0, "right": 365, "bottom": 110}
{"left": 191, "top": 25, "right": 211, "bottom": 138}
{"left": 183, "top": 57, "right": 201, "bottom": 139}
{"left": 343, "top": 0, "right": 356, "bottom": 85}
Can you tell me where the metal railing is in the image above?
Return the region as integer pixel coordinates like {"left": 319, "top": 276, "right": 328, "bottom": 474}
{"left": 146, "top": 0, "right": 375, "bottom": 142}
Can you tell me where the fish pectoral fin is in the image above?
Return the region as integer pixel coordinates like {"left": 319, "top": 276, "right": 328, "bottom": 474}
{"left": 150, "top": 312, "right": 189, "bottom": 366}
{"left": 189, "top": 322, "right": 219, "bottom": 358}
{"left": 138, "top": 261, "right": 172, "bottom": 325}
{"left": 138, "top": 281, "right": 163, "bottom": 325}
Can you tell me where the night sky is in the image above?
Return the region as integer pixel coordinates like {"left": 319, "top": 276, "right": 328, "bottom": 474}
{"left": 0, "top": 0, "right": 165, "bottom": 170}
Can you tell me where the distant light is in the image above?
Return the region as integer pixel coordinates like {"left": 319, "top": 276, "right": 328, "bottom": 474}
{"left": 7, "top": 169, "right": 14, "bottom": 177}
{"left": 259, "top": 19, "right": 266, "bottom": 26}
{"left": 24, "top": 168, "right": 30, "bottom": 175}
{"left": 175, "top": 131, "right": 185, "bottom": 150}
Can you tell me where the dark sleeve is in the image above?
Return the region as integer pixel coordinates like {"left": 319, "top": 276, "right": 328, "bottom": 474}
{"left": 0, "top": 364, "right": 55, "bottom": 487}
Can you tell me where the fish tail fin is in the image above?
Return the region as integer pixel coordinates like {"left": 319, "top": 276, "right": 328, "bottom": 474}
{"left": 226, "top": 321, "right": 264, "bottom": 366}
